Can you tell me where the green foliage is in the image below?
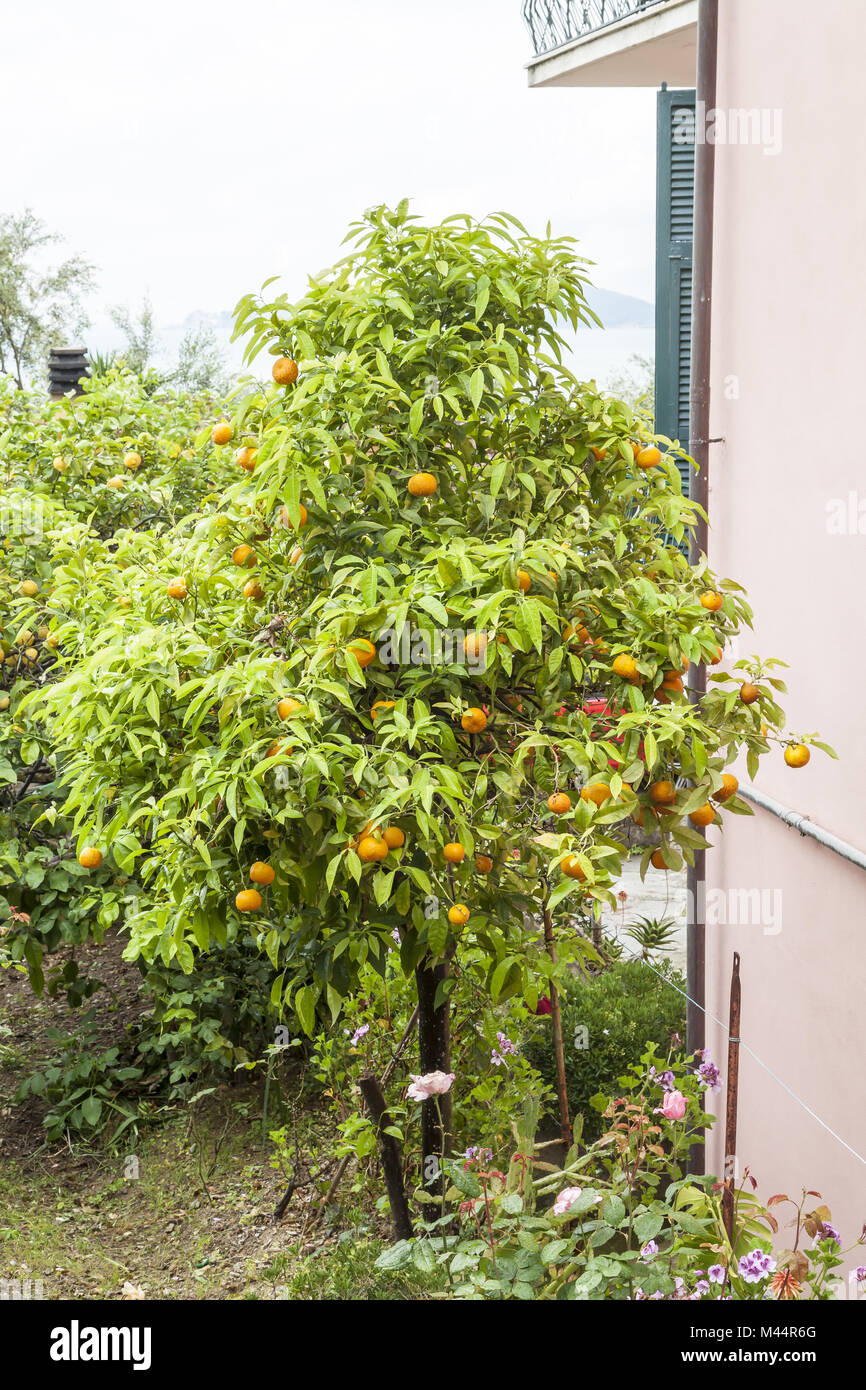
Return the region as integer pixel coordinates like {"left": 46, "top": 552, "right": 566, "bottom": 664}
{"left": 13, "top": 1009, "right": 146, "bottom": 1144}
{"left": 379, "top": 1044, "right": 848, "bottom": 1301}
{"left": 28, "top": 203, "right": 792, "bottom": 1047}
{"left": 525, "top": 959, "right": 685, "bottom": 1138}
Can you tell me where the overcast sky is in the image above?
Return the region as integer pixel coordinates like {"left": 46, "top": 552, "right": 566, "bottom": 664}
{"left": 6, "top": 0, "right": 656, "bottom": 346}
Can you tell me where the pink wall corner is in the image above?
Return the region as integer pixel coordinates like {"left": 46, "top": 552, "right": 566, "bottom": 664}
{"left": 703, "top": 0, "right": 866, "bottom": 1275}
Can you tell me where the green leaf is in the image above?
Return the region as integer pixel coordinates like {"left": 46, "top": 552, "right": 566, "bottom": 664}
{"left": 81, "top": 1095, "right": 102, "bottom": 1127}
{"left": 409, "top": 397, "right": 425, "bottom": 437}
{"left": 295, "top": 985, "right": 317, "bottom": 1038}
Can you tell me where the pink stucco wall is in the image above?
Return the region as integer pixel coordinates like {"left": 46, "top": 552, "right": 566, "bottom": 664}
{"left": 705, "top": 0, "right": 866, "bottom": 1276}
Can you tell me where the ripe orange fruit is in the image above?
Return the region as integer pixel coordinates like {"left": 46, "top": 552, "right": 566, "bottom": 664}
{"left": 649, "top": 780, "right": 677, "bottom": 805}
{"left": 265, "top": 739, "right": 292, "bottom": 758}
{"left": 289, "top": 545, "right": 303, "bottom": 564}
{"left": 650, "top": 849, "right": 668, "bottom": 870}
{"left": 78, "top": 847, "right": 103, "bottom": 869}
{"left": 250, "top": 862, "right": 275, "bottom": 885}
{"left": 475, "top": 854, "right": 493, "bottom": 874}
{"left": 658, "top": 672, "right": 684, "bottom": 697}
{"left": 580, "top": 784, "right": 612, "bottom": 807}
{"left": 243, "top": 578, "right": 264, "bottom": 600}
{"left": 123, "top": 451, "right": 142, "bottom": 470}
{"left": 272, "top": 357, "right": 299, "bottom": 385}
{"left": 784, "top": 744, "right": 811, "bottom": 768}
{"left": 560, "top": 854, "right": 586, "bottom": 881}
{"left": 448, "top": 904, "right": 470, "bottom": 926}
{"left": 547, "top": 792, "right": 572, "bottom": 815}
{"left": 713, "top": 773, "right": 739, "bottom": 802}
{"left": 232, "top": 544, "right": 255, "bottom": 567}
{"left": 346, "top": 638, "right": 376, "bottom": 669}
{"left": 636, "top": 445, "right": 662, "bottom": 469}
{"left": 461, "top": 707, "right": 487, "bottom": 733}
{"left": 236, "top": 446, "right": 257, "bottom": 473}
{"left": 612, "top": 654, "right": 639, "bottom": 681}
{"left": 463, "top": 632, "right": 488, "bottom": 661}
{"left": 517, "top": 569, "right": 531, "bottom": 593}
{"left": 277, "top": 698, "right": 303, "bottom": 720}
{"left": 357, "top": 834, "right": 388, "bottom": 862}
{"left": 710, "top": 646, "right": 723, "bottom": 665}
{"left": 235, "top": 888, "right": 262, "bottom": 911}
{"left": 383, "top": 826, "right": 405, "bottom": 849}
{"left": 371, "top": 700, "right": 396, "bottom": 720}
{"left": 279, "top": 503, "right": 308, "bottom": 530}
{"left": 212, "top": 422, "right": 232, "bottom": 446}
{"left": 166, "top": 578, "right": 188, "bottom": 600}
{"left": 590, "top": 445, "right": 607, "bottom": 461}
{"left": 443, "top": 842, "right": 465, "bottom": 863}
{"left": 740, "top": 683, "right": 761, "bottom": 705}
{"left": 688, "top": 803, "right": 716, "bottom": 828}
{"left": 700, "top": 591, "right": 723, "bottom": 612}
{"left": 407, "top": 472, "right": 437, "bottom": 497}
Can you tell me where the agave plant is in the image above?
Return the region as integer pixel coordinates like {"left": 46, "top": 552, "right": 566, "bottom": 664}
{"left": 626, "top": 915, "right": 679, "bottom": 961}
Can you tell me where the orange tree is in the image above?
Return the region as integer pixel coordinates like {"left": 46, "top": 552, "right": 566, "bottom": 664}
{"left": 32, "top": 204, "right": 822, "bottom": 1171}
{"left": 0, "top": 367, "right": 232, "bottom": 1001}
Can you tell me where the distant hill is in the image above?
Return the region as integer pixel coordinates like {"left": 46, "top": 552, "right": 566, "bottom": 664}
{"left": 584, "top": 287, "right": 654, "bottom": 330}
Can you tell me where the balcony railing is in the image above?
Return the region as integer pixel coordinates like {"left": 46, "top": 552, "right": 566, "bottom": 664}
{"left": 523, "top": 0, "right": 669, "bottom": 55}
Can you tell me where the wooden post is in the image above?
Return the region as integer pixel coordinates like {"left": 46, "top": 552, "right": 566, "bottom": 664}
{"left": 542, "top": 903, "right": 571, "bottom": 1147}
{"left": 358, "top": 1072, "right": 414, "bottom": 1241}
{"left": 415, "top": 957, "right": 451, "bottom": 1193}
{"left": 722, "top": 950, "right": 741, "bottom": 1242}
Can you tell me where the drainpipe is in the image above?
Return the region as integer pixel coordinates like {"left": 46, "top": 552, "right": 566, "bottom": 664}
{"left": 686, "top": 0, "right": 719, "bottom": 1174}
{"left": 738, "top": 785, "right": 866, "bottom": 873}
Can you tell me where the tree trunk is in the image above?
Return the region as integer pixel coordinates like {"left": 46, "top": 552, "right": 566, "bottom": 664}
{"left": 359, "top": 1072, "right": 414, "bottom": 1241}
{"left": 415, "top": 955, "right": 451, "bottom": 1194}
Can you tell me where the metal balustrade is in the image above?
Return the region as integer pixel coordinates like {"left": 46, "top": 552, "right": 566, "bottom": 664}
{"left": 522, "top": 0, "right": 669, "bottom": 55}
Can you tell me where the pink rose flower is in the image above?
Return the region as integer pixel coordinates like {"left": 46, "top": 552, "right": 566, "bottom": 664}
{"left": 406, "top": 1070, "right": 456, "bottom": 1101}
{"left": 660, "top": 1090, "right": 687, "bottom": 1121}
{"left": 553, "top": 1186, "right": 583, "bottom": 1216}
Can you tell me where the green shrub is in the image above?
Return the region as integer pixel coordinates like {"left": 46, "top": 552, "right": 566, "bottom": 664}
{"left": 525, "top": 959, "right": 685, "bottom": 1139}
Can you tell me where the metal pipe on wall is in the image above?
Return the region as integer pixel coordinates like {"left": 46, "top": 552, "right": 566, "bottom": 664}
{"left": 686, "top": 0, "right": 719, "bottom": 1175}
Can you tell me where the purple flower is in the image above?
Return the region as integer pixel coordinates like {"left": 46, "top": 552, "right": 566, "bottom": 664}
{"left": 817, "top": 1222, "right": 841, "bottom": 1246}
{"left": 856, "top": 1267, "right": 866, "bottom": 1281}
{"left": 695, "top": 1055, "right": 722, "bottom": 1092}
{"left": 708, "top": 1264, "right": 726, "bottom": 1284}
{"left": 738, "top": 1249, "right": 776, "bottom": 1284}
{"left": 348, "top": 1023, "right": 370, "bottom": 1046}
{"left": 490, "top": 1031, "right": 518, "bottom": 1067}
{"left": 640, "top": 1240, "right": 658, "bottom": 1260}
{"left": 464, "top": 1146, "right": 493, "bottom": 1164}
{"left": 695, "top": 1279, "right": 710, "bottom": 1295}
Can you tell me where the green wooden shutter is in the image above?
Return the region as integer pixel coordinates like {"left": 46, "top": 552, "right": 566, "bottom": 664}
{"left": 655, "top": 87, "right": 696, "bottom": 496}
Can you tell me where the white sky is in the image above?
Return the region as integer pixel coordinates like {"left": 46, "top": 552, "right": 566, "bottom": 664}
{"left": 5, "top": 0, "right": 656, "bottom": 338}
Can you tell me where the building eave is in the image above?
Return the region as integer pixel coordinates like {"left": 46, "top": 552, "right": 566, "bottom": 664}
{"left": 525, "top": 0, "right": 698, "bottom": 88}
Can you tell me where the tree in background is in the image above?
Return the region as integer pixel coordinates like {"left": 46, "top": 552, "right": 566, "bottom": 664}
{"left": 0, "top": 211, "right": 94, "bottom": 388}
{"left": 606, "top": 353, "right": 655, "bottom": 412}
{"left": 109, "top": 297, "right": 159, "bottom": 377}
{"left": 169, "top": 322, "right": 233, "bottom": 396}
